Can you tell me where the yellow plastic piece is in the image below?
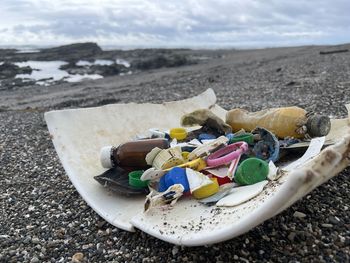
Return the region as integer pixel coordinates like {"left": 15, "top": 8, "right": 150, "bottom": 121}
{"left": 181, "top": 151, "right": 190, "bottom": 160}
{"left": 226, "top": 106, "right": 307, "bottom": 139}
{"left": 162, "top": 158, "right": 185, "bottom": 170}
{"left": 192, "top": 178, "right": 219, "bottom": 199}
{"left": 171, "top": 158, "right": 207, "bottom": 171}
{"left": 170, "top": 128, "right": 187, "bottom": 140}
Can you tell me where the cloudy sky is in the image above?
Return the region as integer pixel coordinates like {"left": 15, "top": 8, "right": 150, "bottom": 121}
{"left": 0, "top": 0, "right": 349, "bottom": 48}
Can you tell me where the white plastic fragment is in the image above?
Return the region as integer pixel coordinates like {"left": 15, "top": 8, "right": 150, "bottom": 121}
{"left": 140, "top": 167, "right": 166, "bottom": 181}
{"left": 204, "top": 166, "right": 229, "bottom": 178}
{"left": 188, "top": 136, "right": 228, "bottom": 161}
{"left": 149, "top": 128, "right": 167, "bottom": 138}
{"left": 267, "top": 161, "right": 279, "bottom": 181}
{"left": 201, "top": 139, "right": 217, "bottom": 144}
{"left": 144, "top": 184, "right": 185, "bottom": 212}
{"left": 170, "top": 138, "right": 178, "bottom": 148}
{"left": 172, "top": 139, "right": 203, "bottom": 148}
{"left": 216, "top": 180, "right": 268, "bottom": 207}
{"left": 227, "top": 155, "right": 241, "bottom": 179}
{"left": 199, "top": 183, "right": 237, "bottom": 204}
{"left": 185, "top": 168, "right": 213, "bottom": 193}
{"left": 204, "top": 156, "right": 240, "bottom": 179}
{"left": 283, "top": 136, "right": 325, "bottom": 172}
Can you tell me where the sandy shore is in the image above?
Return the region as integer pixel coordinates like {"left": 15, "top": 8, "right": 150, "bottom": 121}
{"left": 1, "top": 44, "right": 349, "bottom": 262}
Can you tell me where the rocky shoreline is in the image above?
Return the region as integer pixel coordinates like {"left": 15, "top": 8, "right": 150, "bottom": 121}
{"left": 0, "top": 43, "right": 224, "bottom": 89}
{"left": 0, "top": 43, "right": 349, "bottom": 262}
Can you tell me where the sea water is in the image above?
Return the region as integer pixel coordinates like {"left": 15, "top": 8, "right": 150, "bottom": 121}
{"left": 14, "top": 61, "right": 104, "bottom": 85}
{"left": 2, "top": 58, "right": 131, "bottom": 86}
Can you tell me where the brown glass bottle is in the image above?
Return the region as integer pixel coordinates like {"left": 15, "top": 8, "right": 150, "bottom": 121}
{"left": 100, "top": 138, "right": 170, "bottom": 169}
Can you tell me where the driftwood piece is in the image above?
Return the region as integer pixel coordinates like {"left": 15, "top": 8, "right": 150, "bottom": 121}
{"left": 319, "top": 49, "right": 349, "bottom": 55}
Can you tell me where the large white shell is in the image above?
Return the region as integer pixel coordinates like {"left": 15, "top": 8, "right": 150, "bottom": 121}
{"left": 45, "top": 88, "right": 350, "bottom": 246}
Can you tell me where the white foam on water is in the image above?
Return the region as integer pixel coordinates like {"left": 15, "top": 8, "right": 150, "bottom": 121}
{"left": 76, "top": 59, "right": 116, "bottom": 66}
{"left": 95, "top": 59, "right": 114, "bottom": 66}
{"left": 116, "top": 58, "right": 130, "bottom": 68}
{"left": 76, "top": 60, "right": 92, "bottom": 66}
{"left": 15, "top": 60, "right": 104, "bottom": 85}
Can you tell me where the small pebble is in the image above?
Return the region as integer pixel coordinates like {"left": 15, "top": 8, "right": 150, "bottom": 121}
{"left": 288, "top": 232, "right": 296, "bottom": 241}
{"left": 31, "top": 237, "right": 40, "bottom": 244}
{"left": 293, "top": 211, "right": 306, "bottom": 218}
{"left": 172, "top": 246, "right": 179, "bottom": 256}
{"left": 72, "top": 252, "right": 84, "bottom": 263}
{"left": 30, "top": 257, "right": 39, "bottom": 263}
{"left": 328, "top": 216, "right": 341, "bottom": 225}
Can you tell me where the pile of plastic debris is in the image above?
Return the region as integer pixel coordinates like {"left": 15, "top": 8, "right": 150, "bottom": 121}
{"left": 94, "top": 106, "right": 331, "bottom": 212}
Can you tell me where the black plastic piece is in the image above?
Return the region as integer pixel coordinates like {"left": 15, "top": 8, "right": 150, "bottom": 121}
{"left": 94, "top": 167, "right": 149, "bottom": 196}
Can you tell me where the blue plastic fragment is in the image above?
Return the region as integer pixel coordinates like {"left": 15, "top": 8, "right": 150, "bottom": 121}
{"left": 225, "top": 133, "right": 235, "bottom": 143}
{"left": 253, "top": 127, "right": 280, "bottom": 162}
{"left": 198, "top": 133, "right": 217, "bottom": 142}
{"left": 158, "top": 167, "right": 190, "bottom": 192}
{"left": 164, "top": 133, "right": 171, "bottom": 141}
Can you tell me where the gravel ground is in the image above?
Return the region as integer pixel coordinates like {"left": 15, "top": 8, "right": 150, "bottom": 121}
{"left": 1, "top": 44, "right": 350, "bottom": 262}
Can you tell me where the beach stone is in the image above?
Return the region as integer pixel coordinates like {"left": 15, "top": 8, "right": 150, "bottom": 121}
{"left": 31, "top": 237, "right": 40, "bottom": 244}
{"left": 288, "top": 232, "right": 296, "bottom": 242}
{"left": 30, "top": 257, "right": 39, "bottom": 263}
{"left": 72, "top": 252, "right": 84, "bottom": 263}
{"left": 293, "top": 211, "right": 306, "bottom": 218}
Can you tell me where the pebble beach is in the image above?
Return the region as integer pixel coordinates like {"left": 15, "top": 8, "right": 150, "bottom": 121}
{"left": 1, "top": 43, "right": 350, "bottom": 262}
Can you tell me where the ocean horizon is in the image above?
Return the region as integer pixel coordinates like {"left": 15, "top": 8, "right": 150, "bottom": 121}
{"left": 1, "top": 41, "right": 347, "bottom": 52}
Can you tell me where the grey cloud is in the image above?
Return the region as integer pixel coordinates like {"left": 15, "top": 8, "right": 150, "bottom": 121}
{"left": 1, "top": 0, "right": 350, "bottom": 47}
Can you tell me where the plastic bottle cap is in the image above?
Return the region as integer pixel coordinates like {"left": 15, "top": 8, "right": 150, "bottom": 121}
{"left": 170, "top": 128, "right": 187, "bottom": 140}
{"left": 129, "top": 170, "right": 149, "bottom": 188}
{"left": 192, "top": 177, "right": 219, "bottom": 199}
{"left": 235, "top": 158, "right": 269, "bottom": 185}
{"left": 145, "top": 147, "right": 163, "bottom": 165}
{"left": 158, "top": 167, "right": 190, "bottom": 192}
{"left": 306, "top": 115, "right": 331, "bottom": 137}
{"left": 100, "top": 146, "right": 114, "bottom": 168}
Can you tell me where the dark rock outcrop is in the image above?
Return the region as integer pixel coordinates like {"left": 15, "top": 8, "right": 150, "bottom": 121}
{"left": 0, "top": 42, "right": 103, "bottom": 62}
{"left": 132, "top": 54, "right": 196, "bottom": 70}
{"left": 60, "top": 62, "right": 128, "bottom": 77}
{"left": 0, "top": 62, "right": 32, "bottom": 79}
{"left": 40, "top": 42, "right": 102, "bottom": 60}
